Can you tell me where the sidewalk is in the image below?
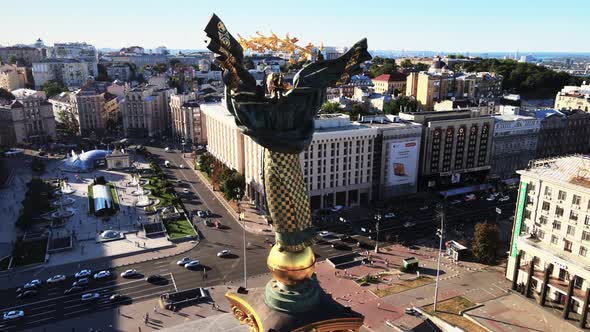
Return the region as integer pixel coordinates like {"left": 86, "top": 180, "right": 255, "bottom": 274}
{"left": 183, "top": 155, "right": 273, "bottom": 235}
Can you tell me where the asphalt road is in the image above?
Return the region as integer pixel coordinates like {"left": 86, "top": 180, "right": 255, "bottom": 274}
{"left": 0, "top": 145, "right": 518, "bottom": 330}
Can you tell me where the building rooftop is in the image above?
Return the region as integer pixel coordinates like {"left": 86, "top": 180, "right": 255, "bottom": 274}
{"left": 519, "top": 155, "right": 590, "bottom": 190}
{"left": 493, "top": 114, "right": 537, "bottom": 121}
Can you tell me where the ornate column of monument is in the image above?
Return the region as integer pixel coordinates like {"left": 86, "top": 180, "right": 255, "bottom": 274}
{"left": 204, "top": 14, "right": 371, "bottom": 332}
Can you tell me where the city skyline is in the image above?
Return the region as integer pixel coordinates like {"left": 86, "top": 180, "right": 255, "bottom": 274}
{"left": 2, "top": 0, "right": 590, "bottom": 53}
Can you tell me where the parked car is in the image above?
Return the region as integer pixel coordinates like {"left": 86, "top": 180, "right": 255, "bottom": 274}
{"left": 339, "top": 235, "right": 357, "bottom": 243}
{"left": 93, "top": 270, "right": 111, "bottom": 280}
{"left": 331, "top": 242, "right": 351, "bottom": 251}
{"left": 64, "top": 286, "right": 85, "bottom": 295}
{"left": 73, "top": 278, "right": 89, "bottom": 287}
{"left": 217, "top": 249, "right": 231, "bottom": 257}
{"left": 81, "top": 293, "right": 100, "bottom": 301}
{"left": 184, "top": 260, "right": 201, "bottom": 268}
{"left": 120, "top": 269, "right": 138, "bottom": 278}
{"left": 23, "top": 279, "right": 41, "bottom": 289}
{"left": 196, "top": 210, "right": 207, "bottom": 218}
{"left": 176, "top": 257, "right": 192, "bottom": 266}
{"left": 46, "top": 275, "right": 66, "bottom": 284}
{"left": 145, "top": 274, "right": 164, "bottom": 283}
{"left": 3, "top": 310, "right": 24, "bottom": 321}
{"left": 75, "top": 269, "right": 92, "bottom": 278}
{"left": 16, "top": 290, "right": 37, "bottom": 300}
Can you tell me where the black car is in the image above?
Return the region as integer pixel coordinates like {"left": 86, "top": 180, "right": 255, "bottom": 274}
{"left": 331, "top": 242, "right": 351, "bottom": 251}
{"left": 16, "top": 290, "right": 38, "bottom": 299}
{"left": 64, "top": 286, "right": 85, "bottom": 295}
{"left": 109, "top": 294, "right": 123, "bottom": 302}
{"left": 146, "top": 274, "right": 164, "bottom": 283}
{"left": 339, "top": 235, "right": 358, "bottom": 244}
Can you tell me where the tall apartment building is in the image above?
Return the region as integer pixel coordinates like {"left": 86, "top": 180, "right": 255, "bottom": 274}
{"left": 400, "top": 109, "right": 494, "bottom": 189}
{"left": 0, "top": 89, "right": 56, "bottom": 145}
{"left": 531, "top": 109, "right": 590, "bottom": 159}
{"left": 0, "top": 63, "right": 27, "bottom": 91}
{"left": 106, "top": 63, "right": 132, "bottom": 81}
{"left": 507, "top": 155, "right": 590, "bottom": 325}
{"left": 170, "top": 93, "right": 205, "bottom": 145}
{"left": 554, "top": 82, "right": 590, "bottom": 112}
{"left": 490, "top": 114, "right": 541, "bottom": 179}
{"left": 32, "top": 58, "right": 89, "bottom": 89}
{"left": 120, "top": 85, "right": 175, "bottom": 137}
{"left": 0, "top": 46, "right": 42, "bottom": 66}
{"left": 48, "top": 42, "right": 98, "bottom": 77}
{"left": 405, "top": 57, "right": 502, "bottom": 111}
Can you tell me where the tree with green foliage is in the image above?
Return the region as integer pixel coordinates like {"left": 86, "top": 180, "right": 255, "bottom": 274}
{"left": 320, "top": 101, "right": 341, "bottom": 114}
{"left": 400, "top": 59, "right": 413, "bottom": 69}
{"left": 41, "top": 80, "right": 68, "bottom": 97}
{"left": 152, "top": 63, "right": 168, "bottom": 74}
{"left": 350, "top": 103, "right": 368, "bottom": 121}
{"left": 370, "top": 60, "right": 397, "bottom": 78}
{"left": 198, "top": 152, "right": 214, "bottom": 176}
{"left": 384, "top": 96, "right": 418, "bottom": 115}
{"left": 169, "top": 59, "right": 181, "bottom": 67}
{"left": 472, "top": 222, "right": 499, "bottom": 265}
{"left": 56, "top": 110, "right": 79, "bottom": 136}
{"left": 0, "top": 88, "right": 15, "bottom": 100}
{"left": 7, "top": 56, "right": 17, "bottom": 65}
{"left": 220, "top": 171, "right": 245, "bottom": 201}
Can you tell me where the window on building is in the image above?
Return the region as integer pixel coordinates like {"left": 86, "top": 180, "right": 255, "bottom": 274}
{"left": 542, "top": 201, "right": 550, "bottom": 211}
{"left": 564, "top": 239, "right": 573, "bottom": 252}
{"left": 573, "top": 195, "right": 582, "bottom": 206}
{"left": 539, "top": 216, "right": 548, "bottom": 225}
{"left": 544, "top": 186, "right": 552, "bottom": 197}
{"left": 585, "top": 215, "right": 590, "bottom": 226}
{"left": 551, "top": 235, "right": 559, "bottom": 245}
{"left": 580, "top": 246, "right": 588, "bottom": 257}
{"left": 553, "top": 221, "right": 561, "bottom": 230}
{"left": 555, "top": 206, "right": 564, "bottom": 217}
{"left": 583, "top": 231, "right": 590, "bottom": 241}
{"left": 524, "top": 209, "right": 531, "bottom": 220}
{"left": 558, "top": 190, "right": 567, "bottom": 201}
{"left": 570, "top": 211, "right": 579, "bottom": 222}
{"left": 567, "top": 225, "right": 576, "bottom": 236}
{"left": 574, "top": 276, "right": 585, "bottom": 289}
{"left": 538, "top": 230, "right": 545, "bottom": 240}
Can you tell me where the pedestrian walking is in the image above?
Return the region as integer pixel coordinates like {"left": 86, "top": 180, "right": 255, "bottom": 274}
{"left": 153, "top": 305, "right": 157, "bottom": 313}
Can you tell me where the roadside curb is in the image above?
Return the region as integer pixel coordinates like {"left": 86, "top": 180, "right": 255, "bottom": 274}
{"left": 182, "top": 155, "right": 272, "bottom": 236}
{"left": 113, "top": 240, "right": 200, "bottom": 268}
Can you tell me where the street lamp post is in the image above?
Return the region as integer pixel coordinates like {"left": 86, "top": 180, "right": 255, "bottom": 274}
{"left": 374, "top": 210, "right": 382, "bottom": 253}
{"left": 433, "top": 203, "right": 445, "bottom": 312}
{"left": 235, "top": 188, "right": 247, "bottom": 288}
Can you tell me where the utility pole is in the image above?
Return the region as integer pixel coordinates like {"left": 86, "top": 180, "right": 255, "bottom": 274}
{"left": 374, "top": 210, "right": 382, "bottom": 253}
{"left": 434, "top": 202, "right": 445, "bottom": 312}
{"left": 236, "top": 188, "right": 246, "bottom": 288}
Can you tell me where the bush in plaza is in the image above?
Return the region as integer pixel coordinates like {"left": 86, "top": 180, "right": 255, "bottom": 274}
{"left": 471, "top": 222, "right": 499, "bottom": 265}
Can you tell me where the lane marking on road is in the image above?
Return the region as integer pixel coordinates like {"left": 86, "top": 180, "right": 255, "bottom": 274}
{"left": 63, "top": 308, "right": 90, "bottom": 317}
{"left": 28, "top": 310, "right": 56, "bottom": 318}
{"left": 153, "top": 260, "right": 168, "bottom": 266}
{"left": 24, "top": 316, "right": 54, "bottom": 325}
{"left": 29, "top": 304, "right": 56, "bottom": 311}
{"left": 171, "top": 273, "right": 178, "bottom": 292}
{"left": 0, "top": 273, "right": 173, "bottom": 312}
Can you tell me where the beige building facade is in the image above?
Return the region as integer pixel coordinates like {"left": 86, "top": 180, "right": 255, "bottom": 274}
{"left": 507, "top": 155, "right": 590, "bottom": 326}
{"left": 170, "top": 93, "right": 205, "bottom": 146}
{"left": 555, "top": 82, "right": 590, "bottom": 112}
{"left": 201, "top": 103, "right": 244, "bottom": 174}
{"left": 120, "top": 85, "right": 175, "bottom": 137}
{"left": 0, "top": 64, "right": 27, "bottom": 91}
{"left": 0, "top": 89, "right": 56, "bottom": 145}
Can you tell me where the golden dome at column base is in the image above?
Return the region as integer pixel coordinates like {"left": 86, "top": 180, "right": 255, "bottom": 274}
{"left": 267, "top": 245, "right": 315, "bottom": 285}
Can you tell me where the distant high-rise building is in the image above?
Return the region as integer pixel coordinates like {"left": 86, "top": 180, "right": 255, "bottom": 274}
{"left": 120, "top": 85, "right": 175, "bottom": 137}
{"left": 0, "top": 46, "right": 42, "bottom": 66}
{"left": 32, "top": 58, "right": 90, "bottom": 90}
{"left": 169, "top": 93, "right": 205, "bottom": 146}
{"left": 48, "top": 42, "right": 98, "bottom": 77}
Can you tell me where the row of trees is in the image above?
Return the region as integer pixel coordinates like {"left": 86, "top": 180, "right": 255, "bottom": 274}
{"left": 369, "top": 57, "right": 429, "bottom": 78}
{"left": 459, "top": 59, "right": 584, "bottom": 99}
{"left": 198, "top": 153, "right": 245, "bottom": 201}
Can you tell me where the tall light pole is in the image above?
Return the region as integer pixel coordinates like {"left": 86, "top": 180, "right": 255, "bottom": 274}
{"left": 236, "top": 187, "right": 247, "bottom": 288}
{"left": 433, "top": 202, "right": 445, "bottom": 312}
{"left": 374, "top": 210, "right": 382, "bottom": 253}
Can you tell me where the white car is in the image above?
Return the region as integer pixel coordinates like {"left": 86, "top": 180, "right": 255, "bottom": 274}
{"left": 24, "top": 279, "right": 42, "bottom": 289}
{"left": 499, "top": 195, "right": 510, "bottom": 202}
{"left": 217, "top": 249, "right": 231, "bottom": 257}
{"left": 93, "top": 270, "right": 111, "bottom": 280}
{"left": 183, "top": 188, "right": 190, "bottom": 194}
{"left": 179, "top": 164, "right": 185, "bottom": 169}
{"left": 81, "top": 293, "right": 100, "bottom": 301}
{"left": 318, "top": 231, "right": 331, "bottom": 238}
{"left": 3, "top": 310, "right": 24, "bottom": 321}
{"left": 164, "top": 147, "right": 170, "bottom": 152}
{"left": 75, "top": 269, "right": 92, "bottom": 278}
{"left": 196, "top": 210, "right": 207, "bottom": 218}
{"left": 120, "top": 269, "right": 138, "bottom": 278}
{"left": 46, "top": 275, "right": 66, "bottom": 284}
{"left": 184, "top": 260, "right": 201, "bottom": 268}
{"left": 176, "top": 257, "right": 192, "bottom": 266}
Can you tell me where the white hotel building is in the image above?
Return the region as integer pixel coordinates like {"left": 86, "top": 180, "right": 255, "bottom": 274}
{"left": 201, "top": 103, "right": 422, "bottom": 212}
{"left": 507, "top": 155, "right": 590, "bottom": 327}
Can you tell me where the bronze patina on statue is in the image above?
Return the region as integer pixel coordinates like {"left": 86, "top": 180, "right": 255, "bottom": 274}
{"left": 205, "top": 14, "right": 371, "bottom": 332}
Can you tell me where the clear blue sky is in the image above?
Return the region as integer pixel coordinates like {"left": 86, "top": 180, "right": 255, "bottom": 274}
{"left": 2, "top": 0, "right": 589, "bottom": 52}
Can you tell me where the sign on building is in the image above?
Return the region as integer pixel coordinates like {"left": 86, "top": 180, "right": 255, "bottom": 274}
{"left": 386, "top": 140, "right": 418, "bottom": 186}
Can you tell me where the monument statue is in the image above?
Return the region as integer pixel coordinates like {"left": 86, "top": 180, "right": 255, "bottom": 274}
{"left": 205, "top": 14, "right": 371, "bottom": 332}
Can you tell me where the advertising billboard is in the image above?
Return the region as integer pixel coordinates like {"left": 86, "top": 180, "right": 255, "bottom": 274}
{"left": 510, "top": 181, "right": 528, "bottom": 258}
{"left": 387, "top": 140, "right": 418, "bottom": 186}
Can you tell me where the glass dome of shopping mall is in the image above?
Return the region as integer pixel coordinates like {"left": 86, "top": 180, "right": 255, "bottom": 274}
{"left": 61, "top": 150, "right": 111, "bottom": 172}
